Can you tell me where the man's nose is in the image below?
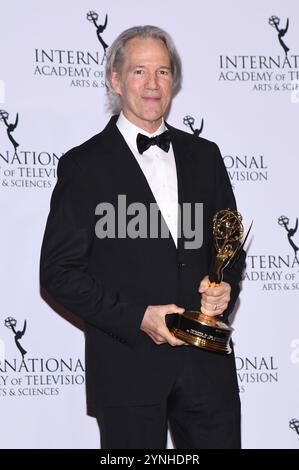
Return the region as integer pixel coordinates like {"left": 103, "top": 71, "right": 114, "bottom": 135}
{"left": 145, "top": 72, "right": 159, "bottom": 89}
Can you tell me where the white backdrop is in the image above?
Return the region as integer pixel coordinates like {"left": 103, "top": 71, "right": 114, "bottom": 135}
{"left": 0, "top": 0, "right": 298, "bottom": 449}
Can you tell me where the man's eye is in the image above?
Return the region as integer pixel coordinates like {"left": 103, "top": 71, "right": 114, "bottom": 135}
{"left": 159, "top": 70, "right": 169, "bottom": 75}
{"left": 134, "top": 69, "right": 144, "bottom": 75}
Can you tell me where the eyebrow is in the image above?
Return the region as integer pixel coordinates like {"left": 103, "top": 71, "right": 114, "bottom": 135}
{"left": 133, "top": 65, "right": 171, "bottom": 69}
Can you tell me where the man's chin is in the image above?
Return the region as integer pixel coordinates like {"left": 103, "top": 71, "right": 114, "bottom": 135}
{"left": 140, "top": 112, "right": 164, "bottom": 124}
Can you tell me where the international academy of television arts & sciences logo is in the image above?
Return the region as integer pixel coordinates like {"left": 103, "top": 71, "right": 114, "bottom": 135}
{"left": 182, "top": 114, "right": 204, "bottom": 137}
{"left": 289, "top": 418, "right": 299, "bottom": 441}
{"left": 218, "top": 14, "right": 299, "bottom": 93}
{"left": 0, "top": 108, "right": 61, "bottom": 189}
{"left": 182, "top": 114, "right": 269, "bottom": 190}
{"left": 235, "top": 355, "right": 278, "bottom": 393}
{"left": 244, "top": 215, "right": 299, "bottom": 291}
{"left": 222, "top": 153, "right": 269, "bottom": 190}
{"left": 33, "top": 10, "right": 109, "bottom": 89}
{"left": 0, "top": 316, "right": 85, "bottom": 398}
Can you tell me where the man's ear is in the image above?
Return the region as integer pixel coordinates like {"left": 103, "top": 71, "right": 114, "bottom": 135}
{"left": 110, "top": 71, "right": 122, "bottom": 95}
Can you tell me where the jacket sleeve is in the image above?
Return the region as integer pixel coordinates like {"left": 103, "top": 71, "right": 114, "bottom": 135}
{"left": 212, "top": 143, "right": 246, "bottom": 321}
{"left": 40, "top": 153, "right": 147, "bottom": 346}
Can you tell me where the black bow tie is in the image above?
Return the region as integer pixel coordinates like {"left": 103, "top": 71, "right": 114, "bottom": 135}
{"left": 136, "top": 130, "right": 171, "bottom": 155}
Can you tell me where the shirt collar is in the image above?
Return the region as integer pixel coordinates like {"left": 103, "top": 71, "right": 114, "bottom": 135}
{"left": 117, "top": 111, "right": 167, "bottom": 153}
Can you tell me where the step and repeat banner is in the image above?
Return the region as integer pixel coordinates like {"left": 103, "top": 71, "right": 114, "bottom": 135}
{"left": 0, "top": 0, "right": 298, "bottom": 449}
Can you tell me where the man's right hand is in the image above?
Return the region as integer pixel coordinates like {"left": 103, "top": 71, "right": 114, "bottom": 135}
{"left": 140, "top": 304, "right": 186, "bottom": 346}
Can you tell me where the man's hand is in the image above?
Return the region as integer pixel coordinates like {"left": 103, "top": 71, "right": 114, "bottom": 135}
{"left": 198, "top": 275, "right": 231, "bottom": 316}
{"left": 140, "top": 304, "right": 186, "bottom": 346}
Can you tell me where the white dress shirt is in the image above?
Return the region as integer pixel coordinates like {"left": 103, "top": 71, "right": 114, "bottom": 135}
{"left": 117, "top": 112, "right": 178, "bottom": 246}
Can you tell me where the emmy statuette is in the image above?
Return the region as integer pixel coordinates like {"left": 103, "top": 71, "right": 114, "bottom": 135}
{"left": 172, "top": 209, "right": 250, "bottom": 354}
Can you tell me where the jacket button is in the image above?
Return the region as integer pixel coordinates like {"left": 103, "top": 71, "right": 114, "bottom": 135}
{"left": 178, "top": 262, "right": 186, "bottom": 269}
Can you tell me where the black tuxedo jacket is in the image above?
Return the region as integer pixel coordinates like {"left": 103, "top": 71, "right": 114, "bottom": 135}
{"left": 40, "top": 116, "right": 245, "bottom": 407}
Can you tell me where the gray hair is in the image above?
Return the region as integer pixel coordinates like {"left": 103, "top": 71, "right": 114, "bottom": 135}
{"left": 105, "top": 25, "right": 182, "bottom": 114}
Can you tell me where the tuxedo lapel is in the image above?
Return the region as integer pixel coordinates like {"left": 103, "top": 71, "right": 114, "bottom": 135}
{"left": 168, "top": 125, "right": 200, "bottom": 206}
{"left": 167, "top": 125, "right": 201, "bottom": 253}
{"left": 100, "top": 116, "right": 157, "bottom": 206}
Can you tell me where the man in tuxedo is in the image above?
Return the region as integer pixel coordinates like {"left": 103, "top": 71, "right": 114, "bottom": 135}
{"left": 40, "top": 25, "right": 245, "bottom": 449}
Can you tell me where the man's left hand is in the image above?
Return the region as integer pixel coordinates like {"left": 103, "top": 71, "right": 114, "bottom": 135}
{"left": 198, "top": 275, "right": 231, "bottom": 316}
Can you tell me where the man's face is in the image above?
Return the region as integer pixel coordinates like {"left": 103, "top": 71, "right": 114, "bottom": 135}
{"left": 110, "top": 37, "right": 173, "bottom": 132}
